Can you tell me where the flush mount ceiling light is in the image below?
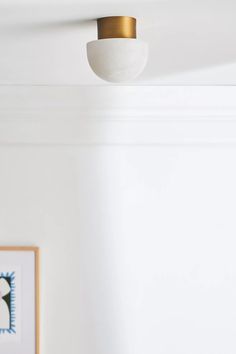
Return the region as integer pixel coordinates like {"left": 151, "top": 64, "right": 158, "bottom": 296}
{"left": 87, "top": 16, "right": 148, "bottom": 83}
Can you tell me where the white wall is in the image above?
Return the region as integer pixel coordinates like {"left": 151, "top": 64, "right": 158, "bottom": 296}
{"left": 0, "top": 87, "right": 236, "bottom": 354}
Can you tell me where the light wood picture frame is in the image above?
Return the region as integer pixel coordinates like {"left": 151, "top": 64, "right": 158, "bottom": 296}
{"left": 0, "top": 246, "right": 39, "bottom": 354}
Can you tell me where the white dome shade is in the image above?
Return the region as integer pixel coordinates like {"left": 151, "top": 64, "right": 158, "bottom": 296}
{"left": 87, "top": 38, "right": 148, "bottom": 83}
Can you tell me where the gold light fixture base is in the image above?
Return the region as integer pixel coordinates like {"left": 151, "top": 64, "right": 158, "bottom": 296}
{"left": 97, "top": 16, "right": 136, "bottom": 40}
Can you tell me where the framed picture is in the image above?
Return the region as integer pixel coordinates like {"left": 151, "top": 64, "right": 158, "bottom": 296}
{"left": 0, "top": 246, "right": 39, "bottom": 354}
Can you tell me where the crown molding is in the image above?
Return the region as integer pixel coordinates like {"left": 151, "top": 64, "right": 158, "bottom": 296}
{"left": 0, "top": 86, "right": 236, "bottom": 145}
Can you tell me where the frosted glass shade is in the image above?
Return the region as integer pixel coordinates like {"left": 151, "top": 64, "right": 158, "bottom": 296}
{"left": 87, "top": 38, "right": 148, "bottom": 83}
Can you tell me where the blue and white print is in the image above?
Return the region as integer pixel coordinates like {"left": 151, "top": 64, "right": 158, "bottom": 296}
{"left": 0, "top": 272, "right": 16, "bottom": 334}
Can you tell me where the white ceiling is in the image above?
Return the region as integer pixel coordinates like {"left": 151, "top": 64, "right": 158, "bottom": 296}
{"left": 1, "top": 0, "right": 236, "bottom": 85}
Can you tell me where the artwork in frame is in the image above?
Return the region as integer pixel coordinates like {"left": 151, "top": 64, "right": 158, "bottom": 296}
{"left": 0, "top": 247, "right": 39, "bottom": 354}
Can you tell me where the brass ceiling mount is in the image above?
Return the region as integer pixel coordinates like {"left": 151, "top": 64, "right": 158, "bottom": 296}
{"left": 97, "top": 16, "right": 137, "bottom": 40}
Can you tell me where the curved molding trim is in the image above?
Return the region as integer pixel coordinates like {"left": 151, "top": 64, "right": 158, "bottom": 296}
{"left": 0, "top": 86, "right": 236, "bottom": 144}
